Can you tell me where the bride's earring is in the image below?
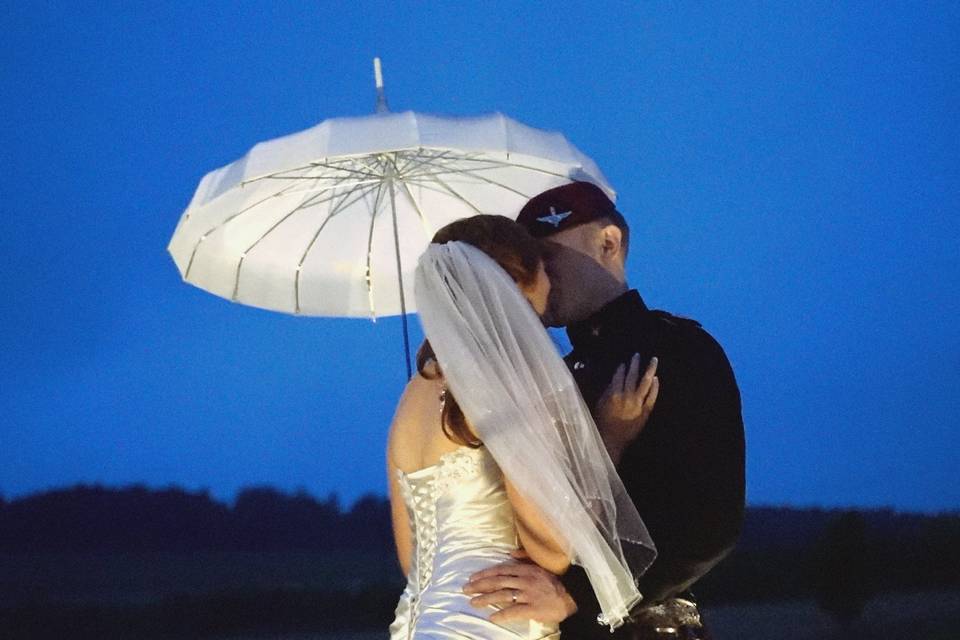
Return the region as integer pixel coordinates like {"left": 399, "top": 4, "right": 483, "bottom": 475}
{"left": 439, "top": 385, "right": 448, "bottom": 408}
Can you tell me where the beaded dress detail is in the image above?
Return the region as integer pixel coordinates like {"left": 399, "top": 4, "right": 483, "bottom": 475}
{"left": 389, "top": 446, "right": 560, "bottom": 639}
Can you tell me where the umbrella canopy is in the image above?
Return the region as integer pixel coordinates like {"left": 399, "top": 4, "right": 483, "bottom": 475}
{"left": 168, "top": 111, "right": 614, "bottom": 319}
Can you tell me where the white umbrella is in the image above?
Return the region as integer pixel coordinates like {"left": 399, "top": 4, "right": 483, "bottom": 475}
{"left": 168, "top": 60, "right": 614, "bottom": 375}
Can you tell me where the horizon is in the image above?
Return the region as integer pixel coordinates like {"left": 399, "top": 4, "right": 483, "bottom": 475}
{"left": 3, "top": 479, "right": 958, "bottom": 518}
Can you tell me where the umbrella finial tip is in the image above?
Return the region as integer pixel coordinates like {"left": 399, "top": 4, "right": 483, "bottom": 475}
{"left": 373, "top": 57, "right": 389, "bottom": 113}
{"left": 373, "top": 57, "right": 383, "bottom": 89}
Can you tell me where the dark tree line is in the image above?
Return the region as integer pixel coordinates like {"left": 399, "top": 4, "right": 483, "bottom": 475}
{"left": 695, "top": 507, "right": 960, "bottom": 611}
{"left": 0, "top": 484, "right": 392, "bottom": 552}
{"left": 1, "top": 484, "right": 957, "bottom": 598}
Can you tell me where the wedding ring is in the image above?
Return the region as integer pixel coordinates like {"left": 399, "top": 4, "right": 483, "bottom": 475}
{"left": 511, "top": 589, "right": 519, "bottom": 604}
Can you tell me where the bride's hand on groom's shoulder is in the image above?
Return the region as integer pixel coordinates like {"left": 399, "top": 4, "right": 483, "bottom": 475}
{"left": 597, "top": 354, "right": 660, "bottom": 464}
{"left": 463, "top": 550, "right": 577, "bottom": 624}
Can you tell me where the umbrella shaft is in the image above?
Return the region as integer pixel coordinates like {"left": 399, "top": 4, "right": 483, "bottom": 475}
{"left": 388, "top": 176, "right": 412, "bottom": 380}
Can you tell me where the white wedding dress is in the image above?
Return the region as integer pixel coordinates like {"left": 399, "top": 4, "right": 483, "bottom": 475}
{"left": 388, "top": 445, "right": 560, "bottom": 640}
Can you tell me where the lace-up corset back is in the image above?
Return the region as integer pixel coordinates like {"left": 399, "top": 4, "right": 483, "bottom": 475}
{"left": 396, "top": 446, "right": 515, "bottom": 591}
{"left": 389, "top": 446, "right": 558, "bottom": 639}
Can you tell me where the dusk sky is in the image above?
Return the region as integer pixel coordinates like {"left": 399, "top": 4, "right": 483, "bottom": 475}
{"left": 2, "top": 2, "right": 957, "bottom": 512}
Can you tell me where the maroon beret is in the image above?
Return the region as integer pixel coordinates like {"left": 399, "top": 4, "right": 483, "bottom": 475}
{"left": 516, "top": 181, "right": 618, "bottom": 238}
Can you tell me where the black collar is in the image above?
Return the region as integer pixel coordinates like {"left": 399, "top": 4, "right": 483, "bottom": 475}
{"left": 566, "top": 289, "right": 649, "bottom": 348}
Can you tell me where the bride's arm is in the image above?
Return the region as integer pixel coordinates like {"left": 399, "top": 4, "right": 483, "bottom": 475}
{"left": 458, "top": 415, "right": 570, "bottom": 575}
{"left": 388, "top": 455, "right": 412, "bottom": 576}
{"left": 387, "top": 380, "right": 424, "bottom": 577}
{"left": 503, "top": 478, "right": 570, "bottom": 575}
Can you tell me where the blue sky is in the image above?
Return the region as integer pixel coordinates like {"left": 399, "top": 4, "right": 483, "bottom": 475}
{"left": 1, "top": 2, "right": 958, "bottom": 511}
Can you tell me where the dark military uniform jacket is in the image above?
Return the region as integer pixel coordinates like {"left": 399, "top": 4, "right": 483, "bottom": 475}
{"left": 559, "top": 290, "right": 745, "bottom": 638}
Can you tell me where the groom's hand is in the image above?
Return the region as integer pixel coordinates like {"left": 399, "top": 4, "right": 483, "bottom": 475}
{"left": 463, "top": 551, "right": 577, "bottom": 624}
{"left": 597, "top": 354, "right": 659, "bottom": 465}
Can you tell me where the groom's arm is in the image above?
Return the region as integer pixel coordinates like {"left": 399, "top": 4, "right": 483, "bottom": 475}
{"left": 629, "top": 326, "right": 746, "bottom": 603}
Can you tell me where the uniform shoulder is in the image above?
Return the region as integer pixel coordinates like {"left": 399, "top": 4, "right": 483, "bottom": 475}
{"left": 648, "top": 309, "right": 731, "bottom": 366}
{"left": 649, "top": 309, "right": 703, "bottom": 330}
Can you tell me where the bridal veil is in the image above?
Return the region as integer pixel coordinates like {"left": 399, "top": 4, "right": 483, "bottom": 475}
{"left": 414, "top": 241, "right": 656, "bottom": 629}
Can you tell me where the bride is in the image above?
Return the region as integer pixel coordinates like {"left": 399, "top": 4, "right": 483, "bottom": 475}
{"left": 387, "top": 215, "right": 656, "bottom": 639}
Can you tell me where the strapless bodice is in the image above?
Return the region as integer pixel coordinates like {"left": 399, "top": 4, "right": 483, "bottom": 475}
{"left": 389, "top": 446, "right": 559, "bottom": 639}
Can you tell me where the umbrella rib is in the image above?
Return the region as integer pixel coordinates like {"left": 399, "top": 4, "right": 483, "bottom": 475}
{"left": 393, "top": 150, "right": 428, "bottom": 175}
{"left": 407, "top": 155, "right": 574, "bottom": 181}
{"left": 397, "top": 148, "right": 485, "bottom": 168}
{"left": 246, "top": 178, "right": 387, "bottom": 197}
{"left": 276, "top": 172, "right": 379, "bottom": 216}
{"left": 393, "top": 147, "right": 464, "bottom": 171}
{"left": 241, "top": 157, "right": 381, "bottom": 186}
{"left": 231, "top": 182, "right": 361, "bottom": 302}
{"left": 399, "top": 179, "right": 436, "bottom": 238}
{"left": 365, "top": 168, "right": 390, "bottom": 320}
{"left": 428, "top": 167, "right": 533, "bottom": 199}
{"left": 398, "top": 166, "right": 543, "bottom": 192}
{"left": 465, "top": 159, "right": 572, "bottom": 179}
{"left": 357, "top": 154, "right": 392, "bottom": 178}
{"left": 389, "top": 149, "right": 489, "bottom": 184}
{"left": 391, "top": 176, "right": 472, "bottom": 202}
{"left": 425, "top": 173, "right": 485, "bottom": 215}
{"left": 393, "top": 154, "right": 513, "bottom": 190}
{"left": 396, "top": 170, "right": 503, "bottom": 204}
{"left": 385, "top": 155, "right": 435, "bottom": 239}
{"left": 183, "top": 181, "right": 302, "bottom": 281}
{"left": 398, "top": 165, "right": 514, "bottom": 179}
{"left": 259, "top": 156, "right": 384, "bottom": 183}
{"left": 425, "top": 147, "right": 575, "bottom": 173}
{"left": 295, "top": 179, "right": 379, "bottom": 313}
{"left": 252, "top": 175, "right": 383, "bottom": 185}
{"left": 448, "top": 158, "right": 544, "bottom": 198}
{"left": 394, "top": 148, "right": 460, "bottom": 174}
{"left": 394, "top": 149, "right": 481, "bottom": 178}
{"left": 392, "top": 150, "right": 573, "bottom": 189}
{"left": 399, "top": 169, "right": 531, "bottom": 219}
{"left": 306, "top": 159, "right": 384, "bottom": 179}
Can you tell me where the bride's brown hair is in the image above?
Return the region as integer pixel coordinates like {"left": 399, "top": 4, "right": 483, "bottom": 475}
{"left": 416, "top": 214, "right": 545, "bottom": 448}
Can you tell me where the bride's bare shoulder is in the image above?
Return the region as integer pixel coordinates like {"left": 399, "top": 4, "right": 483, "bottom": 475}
{"left": 396, "top": 368, "right": 442, "bottom": 416}
{"left": 388, "top": 369, "right": 444, "bottom": 460}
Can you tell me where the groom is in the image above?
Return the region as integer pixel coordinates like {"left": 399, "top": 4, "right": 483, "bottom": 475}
{"left": 464, "top": 182, "right": 745, "bottom": 638}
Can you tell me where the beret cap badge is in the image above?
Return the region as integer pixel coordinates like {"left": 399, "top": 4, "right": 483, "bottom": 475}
{"left": 537, "top": 207, "right": 573, "bottom": 228}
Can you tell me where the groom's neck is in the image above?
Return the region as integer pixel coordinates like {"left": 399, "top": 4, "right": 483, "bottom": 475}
{"left": 588, "top": 279, "right": 629, "bottom": 314}
{"left": 570, "top": 277, "right": 629, "bottom": 324}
